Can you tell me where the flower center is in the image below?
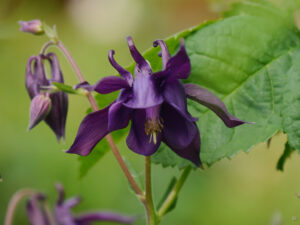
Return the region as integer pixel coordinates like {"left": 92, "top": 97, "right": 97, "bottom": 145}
{"left": 145, "top": 106, "right": 163, "bottom": 144}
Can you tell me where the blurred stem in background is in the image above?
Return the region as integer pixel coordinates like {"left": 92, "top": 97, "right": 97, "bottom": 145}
{"left": 4, "top": 189, "right": 39, "bottom": 225}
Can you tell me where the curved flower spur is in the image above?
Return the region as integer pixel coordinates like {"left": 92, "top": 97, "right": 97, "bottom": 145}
{"left": 25, "top": 53, "right": 68, "bottom": 140}
{"left": 67, "top": 36, "right": 248, "bottom": 166}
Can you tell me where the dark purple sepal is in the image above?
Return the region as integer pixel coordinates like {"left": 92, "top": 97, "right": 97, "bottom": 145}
{"left": 126, "top": 110, "right": 161, "bottom": 156}
{"left": 161, "top": 103, "right": 198, "bottom": 149}
{"left": 75, "top": 212, "right": 135, "bottom": 225}
{"left": 163, "top": 80, "right": 197, "bottom": 122}
{"left": 108, "top": 101, "right": 133, "bottom": 131}
{"left": 184, "top": 83, "right": 250, "bottom": 128}
{"left": 94, "top": 76, "right": 130, "bottom": 94}
{"left": 164, "top": 129, "right": 201, "bottom": 167}
{"left": 67, "top": 106, "right": 110, "bottom": 156}
{"left": 28, "top": 94, "right": 52, "bottom": 130}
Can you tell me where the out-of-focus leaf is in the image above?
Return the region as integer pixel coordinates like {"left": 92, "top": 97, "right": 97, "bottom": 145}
{"left": 150, "top": 0, "right": 300, "bottom": 169}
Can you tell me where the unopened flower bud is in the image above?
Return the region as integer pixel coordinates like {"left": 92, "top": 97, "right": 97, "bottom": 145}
{"left": 19, "top": 20, "right": 44, "bottom": 35}
{"left": 28, "top": 94, "right": 51, "bottom": 130}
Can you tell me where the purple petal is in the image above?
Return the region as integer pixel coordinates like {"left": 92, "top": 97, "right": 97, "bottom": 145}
{"left": 94, "top": 76, "right": 130, "bottom": 94}
{"left": 163, "top": 80, "right": 197, "bottom": 122}
{"left": 108, "top": 101, "right": 133, "bottom": 131}
{"left": 26, "top": 196, "right": 49, "bottom": 225}
{"left": 184, "top": 83, "right": 250, "bottom": 128}
{"left": 161, "top": 103, "right": 198, "bottom": 149}
{"left": 127, "top": 36, "right": 151, "bottom": 72}
{"left": 164, "top": 129, "right": 201, "bottom": 166}
{"left": 126, "top": 110, "right": 161, "bottom": 156}
{"left": 28, "top": 94, "right": 51, "bottom": 130}
{"left": 108, "top": 50, "right": 133, "bottom": 86}
{"left": 153, "top": 40, "right": 171, "bottom": 69}
{"left": 123, "top": 74, "right": 163, "bottom": 109}
{"left": 66, "top": 106, "right": 110, "bottom": 156}
{"left": 75, "top": 212, "right": 135, "bottom": 225}
{"left": 153, "top": 39, "right": 190, "bottom": 80}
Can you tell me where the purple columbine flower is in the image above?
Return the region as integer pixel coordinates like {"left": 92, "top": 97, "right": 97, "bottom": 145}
{"left": 19, "top": 20, "right": 44, "bottom": 35}
{"left": 67, "top": 37, "right": 248, "bottom": 166}
{"left": 26, "top": 184, "right": 135, "bottom": 225}
{"left": 25, "top": 53, "right": 68, "bottom": 140}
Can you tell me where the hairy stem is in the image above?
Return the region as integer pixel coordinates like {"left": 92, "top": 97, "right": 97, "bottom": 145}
{"left": 144, "top": 156, "right": 157, "bottom": 225}
{"left": 157, "top": 166, "right": 192, "bottom": 220}
{"left": 46, "top": 41, "right": 143, "bottom": 197}
{"left": 4, "top": 189, "right": 36, "bottom": 225}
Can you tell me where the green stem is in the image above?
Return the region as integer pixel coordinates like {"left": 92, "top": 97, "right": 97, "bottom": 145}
{"left": 144, "top": 156, "right": 157, "bottom": 225}
{"left": 157, "top": 166, "right": 192, "bottom": 221}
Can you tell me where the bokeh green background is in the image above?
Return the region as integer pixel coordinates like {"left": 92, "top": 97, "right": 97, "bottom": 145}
{"left": 1, "top": 0, "right": 300, "bottom": 224}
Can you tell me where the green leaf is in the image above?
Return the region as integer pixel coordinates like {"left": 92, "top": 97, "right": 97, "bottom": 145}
{"left": 51, "top": 82, "right": 79, "bottom": 94}
{"left": 149, "top": 0, "right": 300, "bottom": 168}
{"left": 277, "top": 142, "right": 295, "bottom": 171}
{"left": 81, "top": 0, "right": 300, "bottom": 171}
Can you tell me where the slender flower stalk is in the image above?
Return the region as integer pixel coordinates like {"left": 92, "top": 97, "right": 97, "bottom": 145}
{"left": 144, "top": 156, "right": 157, "bottom": 225}
{"left": 41, "top": 40, "right": 143, "bottom": 197}
{"left": 157, "top": 166, "right": 192, "bottom": 220}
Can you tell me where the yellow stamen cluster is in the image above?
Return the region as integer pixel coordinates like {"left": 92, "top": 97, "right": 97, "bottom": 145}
{"left": 145, "top": 118, "right": 163, "bottom": 144}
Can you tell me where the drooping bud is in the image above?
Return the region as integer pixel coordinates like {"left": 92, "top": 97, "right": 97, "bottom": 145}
{"left": 28, "top": 94, "right": 52, "bottom": 130}
{"left": 19, "top": 20, "right": 44, "bottom": 35}
{"left": 25, "top": 53, "right": 68, "bottom": 140}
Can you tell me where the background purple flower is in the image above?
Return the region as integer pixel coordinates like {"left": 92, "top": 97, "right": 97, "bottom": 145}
{"left": 26, "top": 184, "right": 135, "bottom": 225}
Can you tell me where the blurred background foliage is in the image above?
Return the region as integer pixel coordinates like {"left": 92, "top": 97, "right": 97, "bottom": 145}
{"left": 1, "top": 0, "right": 300, "bottom": 224}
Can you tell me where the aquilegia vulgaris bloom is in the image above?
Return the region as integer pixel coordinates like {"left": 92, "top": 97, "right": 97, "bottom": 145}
{"left": 67, "top": 37, "right": 247, "bottom": 166}
{"left": 25, "top": 53, "right": 68, "bottom": 140}
{"left": 26, "top": 184, "right": 135, "bottom": 225}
